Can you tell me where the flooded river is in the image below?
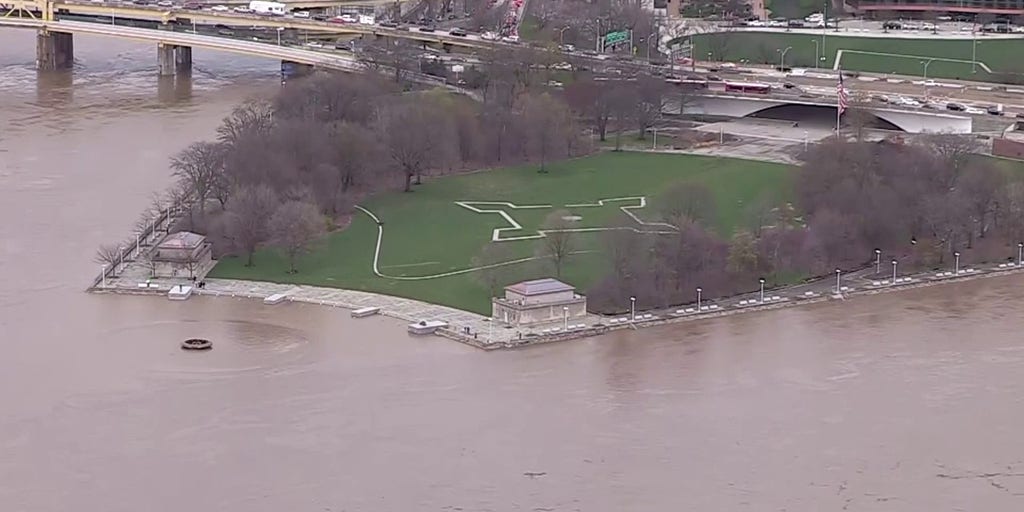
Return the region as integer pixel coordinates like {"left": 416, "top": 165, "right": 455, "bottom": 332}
{"left": 1, "top": 30, "right": 1023, "bottom": 511}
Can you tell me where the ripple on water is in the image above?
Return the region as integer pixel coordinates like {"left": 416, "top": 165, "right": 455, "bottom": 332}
{"left": 102, "top": 318, "right": 316, "bottom": 380}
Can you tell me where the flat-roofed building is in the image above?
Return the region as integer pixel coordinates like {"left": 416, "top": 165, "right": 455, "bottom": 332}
{"left": 491, "top": 278, "right": 588, "bottom": 327}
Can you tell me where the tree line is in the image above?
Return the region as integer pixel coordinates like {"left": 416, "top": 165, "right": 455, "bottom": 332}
{"left": 587, "top": 135, "right": 1020, "bottom": 313}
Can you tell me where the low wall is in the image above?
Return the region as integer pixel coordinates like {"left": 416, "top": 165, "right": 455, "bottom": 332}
{"left": 993, "top": 138, "right": 1024, "bottom": 160}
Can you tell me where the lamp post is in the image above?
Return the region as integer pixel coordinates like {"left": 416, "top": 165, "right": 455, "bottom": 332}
{"left": 811, "top": 39, "right": 819, "bottom": 69}
{"left": 1018, "top": 242, "right": 1023, "bottom": 266}
{"left": 972, "top": 37, "right": 979, "bottom": 74}
{"left": 921, "top": 58, "right": 934, "bottom": 98}
{"left": 483, "top": 318, "right": 492, "bottom": 344}
{"left": 101, "top": 264, "right": 107, "bottom": 288}
{"left": 954, "top": 251, "right": 961, "bottom": 275}
{"left": 563, "top": 306, "right": 569, "bottom": 331}
{"left": 777, "top": 46, "right": 792, "bottom": 70}
{"left": 630, "top": 296, "right": 636, "bottom": 322}
{"left": 875, "top": 248, "right": 881, "bottom": 275}
{"left": 835, "top": 268, "right": 841, "bottom": 294}
{"left": 559, "top": 26, "right": 570, "bottom": 46}
{"left": 696, "top": 286, "right": 702, "bottom": 312}
{"left": 891, "top": 259, "right": 898, "bottom": 285}
{"left": 759, "top": 278, "right": 766, "bottom": 303}
{"left": 277, "top": 27, "right": 284, "bottom": 46}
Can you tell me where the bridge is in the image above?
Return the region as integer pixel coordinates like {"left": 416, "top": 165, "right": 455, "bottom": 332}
{"left": 1, "top": 0, "right": 494, "bottom": 72}
{"left": 684, "top": 94, "right": 973, "bottom": 134}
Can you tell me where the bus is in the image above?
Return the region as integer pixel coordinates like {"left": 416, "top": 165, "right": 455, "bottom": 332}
{"left": 666, "top": 77, "right": 708, "bottom": 90}
{"left": 724, "top": 81, "right": 772, "bottom": 94}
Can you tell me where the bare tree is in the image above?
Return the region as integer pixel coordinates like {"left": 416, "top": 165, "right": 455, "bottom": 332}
{"left": 268, "top": 200, "right": 325, "bottom": 273}
{"left": 632, "top": 74, "right": 670, "bottom": 139}
{"left": 377, "top": 100, "right": 456, "bottom": 191}
{"left": 521, "top": 92, "right": 571, "bottom": 172}
{"left": 657, "top": 181, "right": 716, "bottom": 228}
{"left": 170, "top": 141, "right": 224, "bottom": 214}
{"left": 224, "top": 185, "right": 279, "bottom": 267}
{"left": 473, "top": 242, "right": 516, "bottom": 296}
{"left": 538, "top": 209, "right": 576, "bottom": 277}
{"left": 94, "top": 243, "right": 121, "bottom": 268}
{"left": 217, "top": 99, "right": 274, "bottom": 147}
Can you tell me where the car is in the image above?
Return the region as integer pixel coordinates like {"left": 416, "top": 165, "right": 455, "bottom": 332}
{"left": 292, "top": 10, "right": 309, "bottom": 18}
{"left": 922, "top": 79, "right": 937, "bottom": 87}
{"left": 946, "top": 102, "right": 966, "bottom": 111}
{"left": 379, "top": 20, "right": 399, "bottom": 28}
{"left": 559, "top": 44, "right": 575, "bottom": 52}
{"left": 872, "top": 94, "right": 890, "bottom": 103}
{"left": 312, "top": 13, "right": 327, "bottom": 20}
{"left": 210, "top": 4, "right": 228, "bottom": 11}
{"left": 304, "top": 41, "right": 324, "bottom": 48}
{"left": 988, "top": 105, "right": 1004, "bottom": 115}
{"left": 419, "top": 25, "right": 436, "bottom": 32}
{"left": 964, "top": 106, "right": 986, "bottom": 115}
{"left": 449, "top": 27, "right": 467, "bottom": 37}
{"left": 329, "top": 16, "right": 348, "bottom": 23}
{"left": 183, "top": 1, "right": 202, "bottom": 8}
{"left": 156, "top": 0, "right": 173, "bottom": 7}
{"left": 132, "top": 0, "right": 150, "bottom": 5}
{"left": 551, "top": 61, "right": 573, "bottom": 71}
{"left": 1016, "top": 112, "right": 1024, "bottom": 119}
{"left": 233, "top": 6, "right": 251, "bottom": 12}
{"left": 338, "top": 13, "right": 356, "bottom": 22}
{"left": 882, "top": 21, "right": 901, "bottom": 30}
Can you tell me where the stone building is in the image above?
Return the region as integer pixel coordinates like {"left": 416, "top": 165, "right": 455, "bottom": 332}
{"left": 491, "top": 278, "right": 588, "bottom": 327}
{"left": 148, "top": 231, "right": 213, "bottom": 279}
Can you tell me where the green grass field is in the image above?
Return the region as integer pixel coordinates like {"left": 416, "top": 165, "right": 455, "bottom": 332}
{"left": 210, "top": 152, "right": 793, "bottom": 314}
{"left": 691, "top": 32, "right": 1024, "bottom": 82}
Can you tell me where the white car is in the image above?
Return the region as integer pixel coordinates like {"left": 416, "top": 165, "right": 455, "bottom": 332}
{"left": 210, "top": 4, "right": 228, "bottom": 11}
{"left": 292, "top": 10, "right": 309, "bottom": 18}
{"left": 233, "top": 6, "right": 251, "bottom": 12}
{"left": 964, "top": 106, "right": 986, "bottom": 115}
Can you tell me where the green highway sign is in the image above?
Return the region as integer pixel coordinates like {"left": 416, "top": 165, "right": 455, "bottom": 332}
{"left": 604, "top": 30, "right": 628, "bottom": 46}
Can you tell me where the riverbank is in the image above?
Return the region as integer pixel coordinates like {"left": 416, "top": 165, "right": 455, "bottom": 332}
{"left": 91, "top": 257, "right": 1024, "bottom": 350}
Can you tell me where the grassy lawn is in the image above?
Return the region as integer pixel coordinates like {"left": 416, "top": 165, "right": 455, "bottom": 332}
{"left": 691, "top": 32, "right": 1024, "bottom": 82}
{"left": 210, "top": 151, "right": 793, "bottom": 314}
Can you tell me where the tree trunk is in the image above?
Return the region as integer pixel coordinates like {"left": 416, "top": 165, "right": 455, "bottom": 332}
{"left": 246, "top": 250, "right": 254, "bottom": 267}
{"left": 403, "top": 172, "right": 412, "bottom": 192}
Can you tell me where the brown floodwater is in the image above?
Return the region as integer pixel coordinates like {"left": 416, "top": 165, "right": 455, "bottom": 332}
{"left": 2, "top": 29, "right": 1024, "bottom": 512}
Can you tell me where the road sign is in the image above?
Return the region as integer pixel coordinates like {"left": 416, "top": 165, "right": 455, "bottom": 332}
{"left": 604, "top": 30, "right": 629, "bottom": 46}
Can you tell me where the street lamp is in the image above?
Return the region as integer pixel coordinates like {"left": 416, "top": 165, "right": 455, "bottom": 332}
{"left": 972, "top": 37, "right": 980, "bottom": 74}
{"left": 558, "top": 26, "right": 570, "bottom": 46}
{"left": 811, "top": 39, "right": 819, "bottom": 69}
{"left": 875, "top": 248, "right": 881, "bottom": 275}
{"left": 563, "top": 306, "right": 569, "bottom": 331}
{"left": 277, "top": 27, "right": 284, "bottom": 46}
{"left": 891, "top": 259, "right": 898, "bottom": 285}
{"left": 759, "top": 278, "right": 766, "bottom": 303}
{"left": 1018, "top": 242, "right": 1023, "bottom": 266}
{"left": 954, "top": 251, "right": 961, "bottom": 275}
{"left": 921, "top": 58, "right": 935, "bottom": 98}
{"left": 101, "top": 264, "right": 107, "bottom": 288}
{"left": 777, "top": 46, "right": 792, "bottom": 70}
{"left": 696, "top": 286, "right": 702, "bottom": 312}
{"left": 630, "top": 296, "right": 636, "bottom": 322}
{"left": 835, "top": 268, "right": 842, "bottom": 294}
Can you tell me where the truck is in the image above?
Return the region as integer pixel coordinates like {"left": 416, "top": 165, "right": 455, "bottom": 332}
{"left": 249, "top": 1, "right": 285, "bottom": 15}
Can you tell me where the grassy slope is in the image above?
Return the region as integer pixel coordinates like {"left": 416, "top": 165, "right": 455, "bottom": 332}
{"left": 211, "top": 152, "right": 793, "bottom": 314}
{"left": 692, "top": 32, "right": 1023, "bottom": 81}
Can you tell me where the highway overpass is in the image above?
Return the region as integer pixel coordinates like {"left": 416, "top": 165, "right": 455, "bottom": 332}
{"left": 681, "top": 94, "right": 973, "bottom": 134}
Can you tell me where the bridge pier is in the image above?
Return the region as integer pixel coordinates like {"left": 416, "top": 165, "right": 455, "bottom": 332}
{"left": 280, "top": 60, "right": 314, "bottom": 84}
{"left": 36, "top": 30, "right": 73, "bottom": 71}
{"left": 157, "top": 43, "right": 176, "bottom": 76}
{"left": 175, "top": 46, "right": 192, "bottom": 75}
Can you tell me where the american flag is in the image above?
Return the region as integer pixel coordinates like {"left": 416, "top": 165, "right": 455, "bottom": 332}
{"left": 837, "top": 70, "right": 849, "bottom": 116}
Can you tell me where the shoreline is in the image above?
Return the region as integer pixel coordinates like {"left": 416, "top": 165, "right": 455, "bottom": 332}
{"left": 91, "top": 261, "right": 1024, "bottom": 350}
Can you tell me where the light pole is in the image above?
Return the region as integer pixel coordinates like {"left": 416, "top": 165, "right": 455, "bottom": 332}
{"left": 630, "top": 296, "right": 636, "bottom": 322}
{"left": 759, "top": 278, "right": 766, "bottom": 303}
{"left": 875, "top": 248, "right": 881, "bottom": 275}
{"left": 696, "top": 286, "right": 702, "bottom": 311}
{"left": 811, "top": 39, "right": 819, "bottom": 68}
{"left": 1018, "top": 242, "right": 1023, "bottom": 266}
{"left": 558, "top": 26, "right": 570, "bottom": 46}
{"left": 563, "top": 306, "right": 569, "bottom": 331}
{"left": 277, "top": 27, "right": 284, "bottom": 46}
{"left": 101, "top": 264, "right": 107, "bottom": 288}
{"left": 972, "top": 37, "right": 979, "bottom": 74}
{"left": 777, "top": 46, "right": 792, "bottom": 70}
{"left": 891, "top": 259, "right": 898, "bottom": 285}
{"left": 921, "top": 58, "right": 934, "bottom": 98}
{"left": 954, "top": 251, "right": 961, "bottom": 275}
{"left": 835, "top": 268, "right": 841, "bottom": 294}
{"left": 483, "top": 318, "right": 492, "bottom": 343}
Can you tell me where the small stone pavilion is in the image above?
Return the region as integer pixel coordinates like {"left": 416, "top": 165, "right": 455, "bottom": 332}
{"left": 491, "top": 278, "right": 588, "bottom": 327}
{"left": 148, "top": 231, "right": 213, "bottom": 279}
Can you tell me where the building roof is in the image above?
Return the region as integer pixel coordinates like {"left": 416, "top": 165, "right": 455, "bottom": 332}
{"left": 157, "top": 231, "right": 206, "bottom": 250}
{"left": 505, "top": 278, "right": 574, "bottom": 296}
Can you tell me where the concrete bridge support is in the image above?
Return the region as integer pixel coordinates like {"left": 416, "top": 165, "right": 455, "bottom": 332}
{"left": 157, "top": 42, "right": 176, "bottom": 76}
{"left": 174, "top": 46, "right": 192, "bottom": 75}
{"left": 280, "top": 60, "right": 314, "bottom": 84}
{"left": 36, "top": 30, "right": 73, "bottom": 71}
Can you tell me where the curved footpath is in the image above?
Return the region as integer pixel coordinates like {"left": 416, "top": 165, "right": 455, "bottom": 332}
{"left": 92, "top": 259, "right": 1024, "bottom": 350}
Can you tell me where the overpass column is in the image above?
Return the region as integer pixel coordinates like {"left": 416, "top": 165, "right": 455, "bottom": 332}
{"left": 280, "top": 61, "right": 314, "bottom": 84}
{"left": 157, "top": 43, "right": 176, "bottom": 76}
{"left": 174, "top": 46, "right": 192, "bottom": 75}
{"left": 36, "top": 30, "right": 73, "bottom": 71}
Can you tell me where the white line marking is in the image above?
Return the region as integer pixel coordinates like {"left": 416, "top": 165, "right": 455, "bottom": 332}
{"left": 834, "top": 49, "right": 993, "bottom": 73}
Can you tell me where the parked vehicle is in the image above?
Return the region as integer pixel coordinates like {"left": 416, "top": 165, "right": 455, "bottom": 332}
{"left": 946, "top": 102, "right": 966, "bottom": 111}
{"left": 291, "top": 10, "right": 309, "bottom": 18}
{"left": 988, "top": 104, "right": 1004, "bottom": 115}
{"left": 210, "top": 4, "right": 229, "bottom": 11}
{"left": 379, "top": 20, "right": 399, "bottom": 28}
{"left": 449, "top": 27, "right": 467, "bottom": 37}
{"left": 248, "top": 0, "right": 285, "bottom": 15}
